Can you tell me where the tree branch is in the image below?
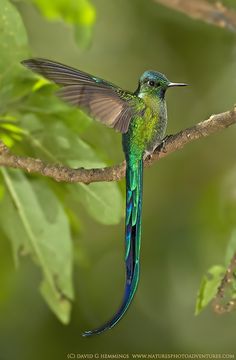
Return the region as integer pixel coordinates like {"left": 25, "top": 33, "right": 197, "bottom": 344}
{"left": 212, "top": 252, "right": 236, "bottom": 314}
{"left": 0, "top": 106, "right": 236, "bottom": 184}
{"left": 155, "top": 0, "right": 236, "bottom": 32}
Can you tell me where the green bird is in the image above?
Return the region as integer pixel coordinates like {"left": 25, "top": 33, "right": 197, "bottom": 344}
{"left": 21, "top": 58, "right": 187, "bottom": 336}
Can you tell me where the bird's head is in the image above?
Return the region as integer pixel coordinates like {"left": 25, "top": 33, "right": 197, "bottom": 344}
{"left": 137, "top": 71, "right": 187, "bottom": 99}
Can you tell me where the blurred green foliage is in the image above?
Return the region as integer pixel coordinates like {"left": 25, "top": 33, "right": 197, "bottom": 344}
{"left": 195, "top": 265, "right": 225, "bottom": 315}
{"left": 0, "top": 0, "right": 28, "bottom": 106}
{"left": 0, "top": 0, "right": 122, "bottom": 326}
{"left": 0, "top": 169, "right": 73, "bottom": 324}
{"left": 1, "top": 0, "right": 236, "bottom": 358}
{"left": 31, "top": 0, "right": 96, "bottom": 48}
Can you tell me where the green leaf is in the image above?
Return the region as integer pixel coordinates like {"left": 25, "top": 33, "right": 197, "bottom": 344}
{"left": 77, "top": 182, "right": 123, "bottom": 225}
{"left": 0, "top": 182, "right": 5, "bottom": 201}
{"left": 22, "top": 121, "right": 123, "bottom": 225}
{"left": 0, "top": 123, "right": 23, "bottom": 134}
{"left": 40, "top": 280, "right": 71, "bottom": 325}
{"left": 0, "top": 122, "right": 24, "bottom": 146}
{"left": 225, "top": 229, "right": 236, "bottom": 266}
{"left": 0, "top": 133, "right": 17, "bottom": 147}
{"left": 19, "top": 81, "right": 92, "bottom": 133}
{"left": 195, "top": 265, "right": 225, "bottom": 315}
{"left": 220, "top": 167, "right": 236, "bottom": 227}
{"left": 0, "top": 169, "right": 74, "bottom": 324}
{"left": 74, "top": 23, "right": 93, "bottom": 49}
{"left": 31, "top": 0, "right": 96, "bottom": 48}
{"left": 0, "top": 0, "right": 28, "bottom": 105}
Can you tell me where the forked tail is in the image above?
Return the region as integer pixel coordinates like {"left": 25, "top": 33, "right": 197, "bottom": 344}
{"left": 83, "top": 159, "right": 143, "bottom": 336}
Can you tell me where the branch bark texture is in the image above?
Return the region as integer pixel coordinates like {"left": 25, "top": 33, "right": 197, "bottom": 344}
{"left": 212, "top": 252, "right": 236, "bottom": 314}
{"left": 155, "top": 0, "right": 236, "bottom": 32}
{"left": 0, "top": 107, "right": 236, "bottom": 184}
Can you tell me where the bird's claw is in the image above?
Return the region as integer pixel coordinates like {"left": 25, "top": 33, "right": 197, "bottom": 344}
{"left": 143, "top": 151, "right": 153, "bottom": 161}
{"left": 156, "top": 135, "right": 172, "bottom": 153}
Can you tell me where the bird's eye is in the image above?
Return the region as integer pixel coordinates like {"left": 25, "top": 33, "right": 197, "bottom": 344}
{"left": 148, "top": 80, "right": 155, "bottom": 87}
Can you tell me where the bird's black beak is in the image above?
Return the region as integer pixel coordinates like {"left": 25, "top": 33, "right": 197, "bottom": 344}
{"left": 168, "top": 82, "right": 188, "bottom": 87}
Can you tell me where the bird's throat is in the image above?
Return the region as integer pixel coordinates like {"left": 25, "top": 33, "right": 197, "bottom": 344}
{"left": 138, "top": 91, "right": 164, "bottom": 114}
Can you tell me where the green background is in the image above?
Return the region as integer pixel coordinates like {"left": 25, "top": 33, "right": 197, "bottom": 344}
{"left": 1, "top": 0, "right": 236, "bottom": 358}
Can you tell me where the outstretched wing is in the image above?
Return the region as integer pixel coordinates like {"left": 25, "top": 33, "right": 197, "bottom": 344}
{"left": 56, "top": 84, "right": 134, "bottom": 133}
{"left": 21, "top": 58, "right": 141, "bottom": 133}
{"left": 21, "top": 58, "right": 116, "bottom": 87}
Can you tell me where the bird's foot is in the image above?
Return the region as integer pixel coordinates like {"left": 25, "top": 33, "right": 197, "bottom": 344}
{"left": 144, "top": 135, "right": 172, "bottom": 160}
{"left": 143, "top": 151, "right": 153, "bottom": 161}
{"left": 156, "top": 135, "right": 172, "bottom": 153}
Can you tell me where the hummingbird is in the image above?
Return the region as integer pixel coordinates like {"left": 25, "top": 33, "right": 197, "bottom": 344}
{"left": 21, "top": 58, "right": 187, "bottom": 336}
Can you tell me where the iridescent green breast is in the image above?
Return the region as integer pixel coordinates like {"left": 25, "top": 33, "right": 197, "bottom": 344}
{"left": 122, "top": 97, "right": 167, "bottom": 163}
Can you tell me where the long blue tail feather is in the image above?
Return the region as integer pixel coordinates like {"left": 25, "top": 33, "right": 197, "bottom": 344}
{"left": 83, "top": 159, "right": 143, "bottom": 337}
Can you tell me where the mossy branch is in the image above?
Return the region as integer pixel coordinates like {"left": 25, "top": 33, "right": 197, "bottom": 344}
{"left": 0, "top": 106, "right": 236, "bottom": 184}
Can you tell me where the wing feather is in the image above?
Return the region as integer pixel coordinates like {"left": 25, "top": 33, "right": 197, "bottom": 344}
{"left": 57, "top": 84, "right": 125, "bottom": 129}
{"left": 21, "top": 58, "right": 145, "bottom": 133}
{"left": 21, "top": 58, "right": 115, "bottom": 86}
